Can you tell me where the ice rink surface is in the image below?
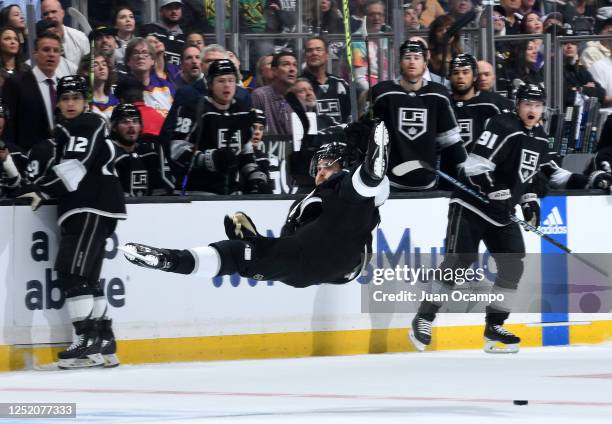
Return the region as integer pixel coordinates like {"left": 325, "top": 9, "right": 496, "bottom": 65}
{"left": 1, "top": 344, "right": 611, "bottom": 423}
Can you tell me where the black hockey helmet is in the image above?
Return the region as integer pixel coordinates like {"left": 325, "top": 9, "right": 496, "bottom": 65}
{"left": 253, "top": 108, "right": 266, "bottom": 126}
{"left": 206, "top": 59, "right": 238, "bottom": 85}
{"left": 111, "top": 103, "right": 142, "bottom": 126}
{"left": 448, "top": 53, "right": 478, "bottom": 77}
{"left": 399, "top": 39, "right": 427, "bottom": 58}
{"left": 516, "top": 82, "right": 546, "bottom": 104}
{"left": 57, "top": 75, "right": 89, "bottom": 98}
{"left": 309, "top": 142, "right": 348, "bottom": 177}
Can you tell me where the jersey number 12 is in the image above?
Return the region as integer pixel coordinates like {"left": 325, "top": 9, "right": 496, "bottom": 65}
{"left": 66, "top": 136, "right": 89, "bottom": 153}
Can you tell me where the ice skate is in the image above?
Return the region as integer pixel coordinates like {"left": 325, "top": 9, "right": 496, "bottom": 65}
{"left": 409, "top": 315, "right": 433, "bottom": 352}
{"left": 364, "top": 121, "right": 390, "bottom": 180}
{"left": 484, "top": 324, "right": 520, "bottom": 354}
{"left": 98, "top": 319, "right": 120, "bottom": 368}
{"left": 58, "top": 320, "right": 104, "bottom": 369}
{"left": 118, "top": 243, "right": 175, "bottom": 271}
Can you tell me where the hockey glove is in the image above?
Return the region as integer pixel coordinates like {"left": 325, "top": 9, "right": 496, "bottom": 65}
{"left": 224, "top": 212, "right": 261, "bottom": 240}
{"left": 246, "top": 171, "right": 272, "bottom": 194}
{"left": 197, "top": 148, "right": 238, "bottom": 173}
{"left": 118, "top": 243, "right": 177, "bottom": 271}
{"left": 588, "top": 171, "right": 612, "bottom": 193}
{"left": 520, "top": 193, "right": 540, "bottom": 230}
{"left": 487, "top": 188, "right": 513, "bottom": 223}
{"left": 16, "top": 184, "right": 47, "bottom": 211}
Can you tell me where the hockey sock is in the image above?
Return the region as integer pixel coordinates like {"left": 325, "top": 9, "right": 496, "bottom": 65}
{"left": 66, "top": 295, "right": 94, "bottom": 323}
{"left": 188, "top": 245, "right": 222, "bottom": 278}
{"left": 485, "top": 306, "right": 510, "bottom": 325}
{"left": 91, "top": 299, "right": 107, "bottom": 320}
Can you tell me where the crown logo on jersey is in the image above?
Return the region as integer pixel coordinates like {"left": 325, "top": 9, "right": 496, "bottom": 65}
{"left": 398, "top": 107, "right": 427, "bottom": 141}
{"left": 518, "top": 149, "right": 540, "bottom": 183}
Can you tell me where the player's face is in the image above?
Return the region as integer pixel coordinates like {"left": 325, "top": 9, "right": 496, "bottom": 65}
{"left": 315, "top": 160, "right": 342, "bottom": 185}
{"left": 517, "top": 99, "right": 544, "bottom": 129}
{"left": 450, "top": 67, "right": 475, "bottom": 95}
{"left": 116, "top": 117, "right": 142, "bottom": 144}
{"left": 58, "top": 92, "right": 86, "bottom": 119}
{"left": 211, "top": 74, "right": 237, "bottom": 105}
{"left": 400, "top": 52, "right": 426, "bottom": 81}
{"left": 251, "top": 123, "right": 264, "bottom": 146}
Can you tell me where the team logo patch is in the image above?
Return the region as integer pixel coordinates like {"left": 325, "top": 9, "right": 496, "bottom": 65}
{"left": 398, "top": 108, "right": 427, "bottom": 141}
{"left": 317, "top": 99, "right": 341, "bottom": 120}
{"left": 457, "top": 119, "right": 473, "bottom": 145}
{"left": 218, "top": 129, "right": 242, "bottom": 153}
{"left": 519, "top": 149, "right": 539, "bottom": 182}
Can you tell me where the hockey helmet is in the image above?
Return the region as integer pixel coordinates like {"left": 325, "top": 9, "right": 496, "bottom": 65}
{"left": 399, "top": 39, "right": 427, "bottom": 58}
{"left": 448, "top": 53, "right": 478, "bottom": 78}
{"left": 253, "top": 108, "right": 266, "bottom": 126}
{"left": 57, "top": 75, "right": 89, "bottom": 98}
{"left": 516, "top": 82, "right": 546, "bottom": 104}
{"left": 206, "top": 59, "right": 238, "bottom": 85}
{"left": 111, "top": 103, "right": 142, "bottom": 126}
{"left": 309, "top": 142, "right": 348, "bottom": 177}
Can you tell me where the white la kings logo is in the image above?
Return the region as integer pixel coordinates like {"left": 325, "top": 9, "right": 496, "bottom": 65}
{"left": 218, "top": 129, "right": 242, "bottom": 153}
{"left": 519, "top": 149, "right": 539, "bottom": 182}
{"left": 457, "top": 119, "right": 473, "bottom": 145}
{"left": 398, "top": 108, "right": 427, "bottom": 141}
{"left": 541, "top": 206, "right": 567, "bottom": 234}
{"left": 317, "top": 99, "right": 341, "bottom": 120}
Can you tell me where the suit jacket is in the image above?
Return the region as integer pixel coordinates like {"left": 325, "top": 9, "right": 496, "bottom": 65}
{"left": 3, "top": 69, "right": 53, "bottom": 150}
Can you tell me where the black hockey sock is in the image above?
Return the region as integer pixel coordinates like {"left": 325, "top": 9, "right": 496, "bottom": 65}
{"left": 168, "top": 249, "right": 197, "bottom": 274}
{"left": 359, "top": 165, "right": 382, "bottom": 187}
{"left": 417, "top": 301, "right": 441, "bottom": 321}
{"left": 485, "top": 306, "right": 510, "bottom": 325}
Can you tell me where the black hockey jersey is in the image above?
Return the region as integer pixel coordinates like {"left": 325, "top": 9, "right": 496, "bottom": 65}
{"left": 36, "top": 113, "right": 126, "bottom": 225}
{"left": 372, "top": 80, "right": 464, "bottom": 190}
{"left": 302, "top": 69, "right": 352, "bottom": 124}
{"left": 114, "top": 140, "right": 175, "bottom": 196}
{"left": 453, "top": 113, "right": 587, "bottom": 225}
{"left": 0, "top": 140, "right": 27, "bottom": 197}
{"left": 170, "top": 96, "right": 262, "bottom": 194}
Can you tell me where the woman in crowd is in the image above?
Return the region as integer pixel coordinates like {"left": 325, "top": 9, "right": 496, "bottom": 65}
{"left": 0, "top": 5, "right": 27, "bottom": 55}
{"left": 427, "top": 15, "right": 462, "bottom": 79}
{"left": 145, "top": 33, "right": 179, "bottom": 89}
{"left": 79, "top": 51, "right": 119, "bottom": 121}
{"left": 505, "top": 39, "right": 544, "bottom": 96}
{"left": 308, "top": 0, "right": 344, "bottom": 33}
{"left": 0, "top": 25, "right": 29, "bottom": 92}
{"left": 113, "top": 5, "right": 137, "bottom": 65}
{"left": 185, "top": 30, "right": 205, "bottom": 51}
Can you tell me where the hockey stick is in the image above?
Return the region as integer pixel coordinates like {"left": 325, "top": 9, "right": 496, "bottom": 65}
{"left": 392, "top": 162, "right": 610, "bottom": 277}
{"left": 67, "top": 7, "right": 92, "bottom": 35}
{"left": 342, "top": 0, "right": 358, "bottom": 122}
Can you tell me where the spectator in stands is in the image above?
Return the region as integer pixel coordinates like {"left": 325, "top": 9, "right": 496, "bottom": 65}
{"left": 124, "top": 37, "right": 175, "bottom": 117}
{"left": 227, "top": 50, "right": 255, "bottom": 91}
{"left": 349, "top": 0, "right": 367, "bottom": 32}
{"left": 3, "top": 31, "right": 62, "bottom": 149}
{"left": 301, "top": 36, "right": 351, "bottom": 124}
{"left": 562, "top": 37, "right": 606, "bottom": 107}
{"left": 542, "top": 12, "right": 564, "bottom": 34}
{"left": 404, "top": 4, "right": 423, "bottom": 31}
{"left": 0, "top": 5, "right": 27, "bottom": 55}
{"left": 288, "top": 77, "right": 337, "bottom": 132}
{"left": 417, "top": 0, "right": 445, "bottom": 28}
{"left": 581, "top": 18, "right": 612, "bottom": 68}
{"left": 139, "top": 0, "right": 186, "bottom": 67}
{"left": 308, "top": 0, "right": 344, "bottom": 33}
{"left": 519, "top": 0, "right": 541, "bottom": 16}
{"left": 185, "top": 30, "right": 205, "bottom": 51}
{"left": 89, "top": 26, "right": 119, "bottom": 70}
{"left": 252, "top": 51, "right": 297, "bottom": 136}
{"left": 428, "top": 15, "right": 462, "bottom": 81}
{"left": 175, "top": 45, "right": 202, "bottom": 90}
{"left": 588, "top": 49, "right": 612, "bottom": 108}
{"left": 255, "top": 53, "right": 274, "bottom": 87}
{"left": 113, "top": 5, "right": 136, "bottom": 65}
{"left": 477, "top": 60, "right": 498, "bottom": 93}
{"left": 115, "top": 76, "right": 166, "bottom": 137}
{"left": 145, "top": 32, "right": 180, "bottom": 88}
{"left": 505, "top": 40, "right": 544, "bottom": 94}
{"left": 41, "top": 0, "right": 89, "bottom": 67}
{"left": 521, "top": 12, "right": 543, "bottom": 34}
{"left": 0, "top": 25, "right": 29, "bottom": 91}
{"left": 33, "top": 19, "right": 76, "bottom": 76}
{"left": 448, "top": 0, "right": 474, "bottom": 21}
{"left": 352, "top": 0, "right": 391, "bottom": 92}
{"left": 78, "top": 52, "right": 119, "bottom": 122}
{"left": 500, "top": 0, "right": 522, "bottom": 34}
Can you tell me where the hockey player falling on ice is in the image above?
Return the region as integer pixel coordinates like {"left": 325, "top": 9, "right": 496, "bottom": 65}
{"left": 409, "top": 83, "right": 612, "bottom": 354}
{"left": 19, "top": 76, "right": 126, "bottom": 369}
{"left": 119, "top": 123, "right": 390, "bottom": 288}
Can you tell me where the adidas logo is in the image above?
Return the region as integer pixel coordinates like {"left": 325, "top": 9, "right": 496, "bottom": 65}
{"left": 541, "top": 207, "right": 567, "bottom": 234}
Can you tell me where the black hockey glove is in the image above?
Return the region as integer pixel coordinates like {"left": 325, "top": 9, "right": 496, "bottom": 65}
{"left": 486, "top": 188, "right": 513, "bottom": 223}
{"left": 118, "top": 243, "right": 177, "bottom": 272}
{"left": 197, "top": 148, "right": 238, "bottom": 173}
{"left": 520, "top": 193, "right": 540, "bottom": 230}
{"left": 224, "top": 212, "right": 261, "bottom": 240}
{"left": 588, "top": 171, "right": 612, "bottom": 193}
{"left": 245, "top": 170, "right": 272, "bottom": 194}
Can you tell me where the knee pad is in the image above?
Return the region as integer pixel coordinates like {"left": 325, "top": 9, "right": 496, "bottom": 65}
{"left": 494, "top": 254, "right": 524, "bottom": 290}
{"left": 59, "top": 273, "right": 91, "bottom": 299}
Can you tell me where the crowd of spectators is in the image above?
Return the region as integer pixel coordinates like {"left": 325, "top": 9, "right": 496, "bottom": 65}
{"left": 0, "top": 0, "right": 611, "bottom": 199}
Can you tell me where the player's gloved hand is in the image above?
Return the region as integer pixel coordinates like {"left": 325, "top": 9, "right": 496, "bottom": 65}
{"left": 224, "top": 212, "right": 261, "bottom": 240}
{"left": 16, "top": 184, "right": 46, "bottom": 211}
{"left": 247, "top": 171, "right": 272, "bottom": 194}
{"left": 118, "top": 243, "right": 177, "bottom": 271}
{"left": 487, "top": 188, "right": 513, "bottom": 222}
{"left": 588, "top": 171, "right": 612, "bottom": 193}
{"left": 197, "top": 148, "right": 238, "bottom": 173}
{"left": 520, "top": 193, "right": 540, "bottom": 230}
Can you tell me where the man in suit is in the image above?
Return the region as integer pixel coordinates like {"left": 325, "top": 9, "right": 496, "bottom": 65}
{"left": 41, "top": 0, "right": 89, "bottom": 67}
{"left": 3, "top": 31, "right": 62, "bottom": 150}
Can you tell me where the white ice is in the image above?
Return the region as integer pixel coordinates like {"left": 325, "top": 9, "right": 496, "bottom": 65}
{"left": 1, "top": 344, "right": 612, "bottom": 423}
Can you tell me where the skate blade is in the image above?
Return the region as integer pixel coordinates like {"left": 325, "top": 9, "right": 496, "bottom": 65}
{"left": 102, "top": 354, "right": 120, "bottom": 368}
{"left": 483, "top": 338, "right": 519, "bottom": 354}
{"left": 58, "top": 353, "right": 105, "bottom": 369}
{"left": 408, "top": 331, "right": 428, "bottom": 352}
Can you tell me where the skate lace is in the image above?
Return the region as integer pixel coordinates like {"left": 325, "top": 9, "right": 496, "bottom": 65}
{"left": 493, "top": 325, "right": 513, "bottom": 336}
{"left": 66, "top": 334, "right": 85, "bottom": 351}
{"left": 417, "top": 319, "right": 432, "bottom": 335}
